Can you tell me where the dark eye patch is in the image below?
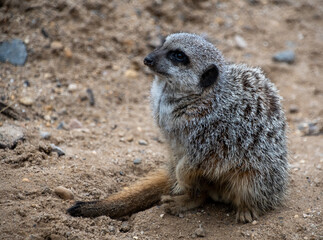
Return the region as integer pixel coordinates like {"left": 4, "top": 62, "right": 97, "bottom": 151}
{"left": 167, "top": 50, "right": 190, "bottom": 66}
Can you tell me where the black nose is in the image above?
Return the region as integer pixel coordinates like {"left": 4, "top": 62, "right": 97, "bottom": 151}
{"left": 144, "top": 56, "right": 154, "bottom": 67}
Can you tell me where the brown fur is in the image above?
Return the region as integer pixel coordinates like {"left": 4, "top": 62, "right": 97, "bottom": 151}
{"left": 67, "top": 169, "right": 172, "bottom": 218}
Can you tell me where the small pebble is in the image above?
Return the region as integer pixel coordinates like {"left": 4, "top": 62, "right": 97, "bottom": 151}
{"left": 297, "top": 122, "right": 322, "bottom": 136}
{"left": 252, "top": 220, "right": 257, "bottom": 225}
{"left": 138, "top": 139, "right": 148, "bottom": 146}
{"left": 294, "top": 214, "right": 299, "bottom": 218}
{"left": 23, "top": 80, "right": 30, "bottom": 87}
{"left": 68, "top": 83, "right": 78, "bottom": 92}
{"left": 289, "top": 105, "right": 299, "bottom": 113}
{"left": 41, "top": 28, "right": 49, "bottom": 38}
{"left": 120, "top": 221, "right": 131, "bottom": 232}
{"left": 69, "top": 119, "right": 83, "bottom": 129}
{"left": 148, "top": 35, "right": 164, "bottom": 48}
{"left": 54, "top": 186, "right": 74, "bottom": 200}
{"left": 194, "top": 226, "right": 206, "bottom": 237}
{"left": 22, "top": 178, "right": 30, "bottom": 182}
{"left": 19, "top": 97, "right": 34, "bottom": 106}
{"left": 235, "top": 35, "right": 247, "bottom": 49}
{"left": 64, "top": 47, "right": 73, "bottom": 58}
{"left": 57, "top": 121, "right": 67, "bottom": 130}
{"left": 124, "top": 69, "right": 139, "bottom": 79}
{"left": 108, "top": 226, "right": 115, "bottom": 233}
{"left": 86, "top": 88, "right": 95, "bottom": 106}
{"left": 50, "top": 41, "right": 64, "bottom": 50}
{"left": 133, "top": 158, "right": 142, "bottom": 165}
{"left": 44, "top": 115, "right": 51, "bottom": 121}
{"left": 50, "top": 144, "right": 65, "bottom": 156}
{"left": 0, "top": 123, "right": 25, "bottom": 149}
{"left": 273, "top": 50, "right": 295, "bottom": 64}
{"left": 40, "top": 131, "right": 51, "bottom": 139}
{"left": 126, "top": 136, "right": 134, "bottom": 142}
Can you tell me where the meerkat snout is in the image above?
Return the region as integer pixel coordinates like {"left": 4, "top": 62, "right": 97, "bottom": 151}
{"left": 143, "top": 55, "right": 154, "bottom": 67}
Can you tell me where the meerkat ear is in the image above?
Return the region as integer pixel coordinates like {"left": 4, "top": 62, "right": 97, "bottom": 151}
{"left": 200, "top": 64, "right": 219, "bottom": 88}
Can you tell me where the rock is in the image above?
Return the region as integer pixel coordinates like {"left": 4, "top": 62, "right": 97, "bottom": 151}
{"left": 69, "top": 119, "right": 83, "bottom": 129}
{"left": 57, "top": 121, "right": 67, "bottom": 130}
{"left": 22, "top": 178, "right": 30, "bottom": 182}
{"left": 297, "top": 121, "right": 322, "bottom": 136}
{"left": 54, "top": 186, "right": 74, "bottom": 200}
{"left": 108, "top": 226, "right": 116, "bottom": 233}
{"left": 23, "top": 80, "right": 30, "bottom": 87}
{"left": 86, "top": 88, "right": 95, "bottom": 106}
{"left": 148, "top": 35, "right": 164, "bottom": 48}
{"left": 41, "top": 28, "right": 49, "bottom": 38}
{"left": 120, "top": 221, "right": 131, "bottom": 232}
{"left": 50, "top": 41, "right": 64, "bottom": 50}
{"left": 252, "top": 220, "right": 258, "bottom": 225}
{"left": 235, "top": 35, "right": 247, "bottom": 49}
{"left": 124, "top": 69, "right": 139, "bottom": 79}
{"left": 64, "top": 47, "right": 73, "bottom": 58}
{"left": 19, "top": 97, "right": 34, "bottom": 106}
{"left": 0, "top": 39, "right": 28, "bottom": 66}
{"left": 138, "top": 139, "right": 148, "bottom": 146}
{"left": 289, "top": 105, "right": 299, "bottom": 113}
{"left": 95, "top": 46, "right": 109, "bottom": 59}
{"left": 44, "top": 115, "right": 51, "bottom": 121}
{"left": 40, "top": 131, "right": 51, "bottom": 139}
{"left": 0, "top": 123, "right": 25, "bottom": 149}
{"left": 194, "top": 226, "right": 206, "bottom": 237}
{"left": 68, "top": 83, "right": 78, "bottom": 92}
{"left": 273, "top": 50, "right": 295, "bottom": 64}
{"left": 50, "top": 144, "right": 65, "bottom": 156}
{"left": 133, "top": 158, "right": 142, "bottom": 165}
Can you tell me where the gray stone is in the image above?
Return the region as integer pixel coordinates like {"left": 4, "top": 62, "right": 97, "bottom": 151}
{"left": 0, "top": 123, "right": 25, "bottom": 149}
{"left": 289, "top": 105, "right": 299, "bottom": 114}
{"left": 194, "top": 226, "right": 206, "bottom": 237}
{"left": 120, "top": 221, "right": 131, "bottom": 232}
{"left": 297, "top": 122, "right": 322, "bottom": 136}
{"left": 133, "top": 158, "right": 142, "bottom": 164}
{"left": 50, "top": 144, "right": 65, "bottom": 156}
{"left": 138, "top": 139, "right": 148, "bottom": 145}
{"left": 0, "top": 39, "right": 28, "bottom": 66}
{"left": 273, "top": 50, "right": 295, "bottom": 64}
{"left": 40, "top": 131, "right": 51, "bottom": 139}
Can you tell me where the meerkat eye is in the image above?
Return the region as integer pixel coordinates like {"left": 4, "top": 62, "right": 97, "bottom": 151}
{"left": 174, "top": 52, "right": 184, "bottom": 61}
{"left": 168, "top": 50, "right": 190, "bottom": 65}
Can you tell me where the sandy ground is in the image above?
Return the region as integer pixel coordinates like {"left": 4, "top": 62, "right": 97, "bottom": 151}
{"left": 0, "top": 0, "right": 322, "bottom": 239}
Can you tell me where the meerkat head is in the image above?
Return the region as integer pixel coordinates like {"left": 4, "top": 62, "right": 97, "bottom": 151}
{"left": 144, "top": 33, "right": 226, "bottom": 93}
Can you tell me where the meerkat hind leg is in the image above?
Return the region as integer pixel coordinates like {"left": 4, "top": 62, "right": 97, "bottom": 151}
{"left": 161, "top": 193, "right": 206, "bottom": 215}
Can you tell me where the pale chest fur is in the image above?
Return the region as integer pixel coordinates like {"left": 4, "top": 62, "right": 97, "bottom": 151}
{"left": 151, "top": 77, "right": 174, "bottom": 133}
{"left": 150, "top": 77, "right": 187, "bottom": 160}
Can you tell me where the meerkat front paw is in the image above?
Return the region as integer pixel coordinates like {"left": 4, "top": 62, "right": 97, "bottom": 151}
{"left": 236, "top": 208, "right": 259, "bottom": 223}
{"left": 161, "top": 195, "right": 183, "bottom": 215}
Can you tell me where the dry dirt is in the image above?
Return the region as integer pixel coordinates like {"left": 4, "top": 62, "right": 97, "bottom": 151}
{"left": 0, "top": 0, "right": 322, "bottom": 239}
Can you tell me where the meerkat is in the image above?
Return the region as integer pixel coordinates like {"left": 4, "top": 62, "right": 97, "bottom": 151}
{"left": 68, "top": 33, "right": 288, "bottom": 223}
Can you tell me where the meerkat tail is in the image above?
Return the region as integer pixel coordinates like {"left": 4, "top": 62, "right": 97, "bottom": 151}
{"left": 67, "top": 168, "right": 172, "bottom": 218}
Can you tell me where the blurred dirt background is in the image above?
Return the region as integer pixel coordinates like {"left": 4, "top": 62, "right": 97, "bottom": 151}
{"left": 0, "top": 0, "right": 322, "bottom": 239}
